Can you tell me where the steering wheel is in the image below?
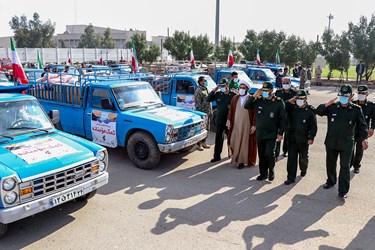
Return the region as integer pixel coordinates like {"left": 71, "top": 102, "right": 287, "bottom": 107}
{"left": 10, "top": 119, "right": 29, "bottom": 128}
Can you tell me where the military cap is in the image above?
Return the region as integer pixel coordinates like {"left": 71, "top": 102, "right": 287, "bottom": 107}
{"left": 295, "top": 89, "right": 307, "bottom": 98}
{"left": 338, "top": 84, "right": 352, "bottom": 97}
{"left": 262, "top": 81, "right": 274, "bottom": 90}
{"left": 357, "top": 85, "right": 368, "bottom": 92}
{"left": 220, "top": 78, "right": 228, "bottom": 85}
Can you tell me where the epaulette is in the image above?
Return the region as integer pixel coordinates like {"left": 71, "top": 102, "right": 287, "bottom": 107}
{"left": 308, "top": 105, "right": 316, "bottom": 110}
{"left": 276, "top": 97, "right": 282, "bottom": 101}
{"left": 352, "top": 103, "right": 361, "bottom": 108}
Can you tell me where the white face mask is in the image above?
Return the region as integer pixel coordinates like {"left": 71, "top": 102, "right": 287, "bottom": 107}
{"left": 282, "top": 84, "right": 291, "bottom": 90}
{"left": 239, "top": 89, "right": 247, "bottom": 96}
{"left": 233, "top": 78, "right": 239, "bottom": 83}
{"left": 358, "top": 94, "right": 367, "bottom": 101}
{"left": 296, "top": 99, "right": 305, "bottom": 107}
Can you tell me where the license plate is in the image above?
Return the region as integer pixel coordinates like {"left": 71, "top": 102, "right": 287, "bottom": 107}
{"left": 183, "top": 136, "right": 201, "bottom": 148}
{"left": 50, "top": 189, "right": 84, "bottom": 207}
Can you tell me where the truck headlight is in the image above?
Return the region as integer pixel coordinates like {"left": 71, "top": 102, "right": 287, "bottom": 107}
{"left": 4, "top": 192, "right": 18, "bottom": 205}
{"left": 165, "top": 124, "right": 174, "bottom": 143}
{"left": 2, "top": 178, "right": 16, "bottom": 191}
{"left": 96, "top": 150, "right": 108, "bottom": 172}
{"left": 166, "top": 124, "right": 173, "bottom": 135}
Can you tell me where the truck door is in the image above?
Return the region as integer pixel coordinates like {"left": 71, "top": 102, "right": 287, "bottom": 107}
{"left": 172, "top": 79, "right": 195, "bottom": 110}
{"left": 84, "top": 87, "right": 119, "bottom": 148}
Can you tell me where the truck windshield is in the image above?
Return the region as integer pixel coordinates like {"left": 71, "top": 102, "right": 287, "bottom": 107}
{"left": 264, "top": 69, "right": 276, "bottom": 80}
{"left": 112, "top": 83, "right": 163, "bottom": 110}
{"left": 0, "top": 100, "right": 53, "bottom": 136}
{"left": 237, "top": 71, "right": 252, "bottom": 82}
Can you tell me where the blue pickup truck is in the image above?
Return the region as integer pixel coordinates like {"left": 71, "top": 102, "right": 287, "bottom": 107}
{"left": 0, "top": 93, "right": 109, "bottom": 237}
{"left": 27, "top": 77, "right": 208, "bottom": 170}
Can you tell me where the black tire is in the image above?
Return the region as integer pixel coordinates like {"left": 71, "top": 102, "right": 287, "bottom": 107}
{"left": 127, "top": 131, "right": 161, "bottom": 170}
{"left": 0, "top": 223, "right": 8, "bottom": 238}
{"left": 76, "top": 190, "right": 97, "bottom": 202}
{"left": 179, "top": 145, "right": 194, "bottom": 152}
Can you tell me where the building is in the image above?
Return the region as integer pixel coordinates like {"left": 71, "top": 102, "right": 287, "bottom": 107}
{"left": 55, "top": 25, "right": 146, "bottom": 49}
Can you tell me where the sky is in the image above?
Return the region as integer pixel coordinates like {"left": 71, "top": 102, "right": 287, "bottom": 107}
{"left": 1, "top": 0, "right": 374, "bottom": 43}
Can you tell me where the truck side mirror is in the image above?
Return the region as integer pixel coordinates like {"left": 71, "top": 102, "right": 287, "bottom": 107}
{"left": 188, "top": 86, "right": 195, "bottom": 94}
{"left": 49, "top": 110, "right": 62, "bottom": 130}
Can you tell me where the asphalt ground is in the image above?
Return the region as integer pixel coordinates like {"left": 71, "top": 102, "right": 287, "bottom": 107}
{"left": 2, "top": 86, "right": 375, "bottom": 250}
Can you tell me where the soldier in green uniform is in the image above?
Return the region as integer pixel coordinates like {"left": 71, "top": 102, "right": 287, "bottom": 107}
{"left": 245, "top": 82, "right": 286, "bottom": 181}
{"left": 316, "top": 84, "right": 368, "bottom": 199}
{"left": 274, "top": 77, "right": 297, "bottom": 158}
{"left": 194, "top": 76, "right": 212, "bottom": 150}
{"left": 228, "top": 71, "right": 239, "bottom": 92}
{"left": 351, "top": 85, "right": 375, "bottom": 173}
{"left": 283, "top": 90, "right": 317, "bottom": 185}
{"left": 207, "top": 78, "right": 236, "bottom": 162}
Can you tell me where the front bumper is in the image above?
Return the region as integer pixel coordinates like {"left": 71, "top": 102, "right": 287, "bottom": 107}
{"left": 158, "top": 130, "right": 208, "bottom": 153}
{"left": 0, "top": 172, "right": 108, "bottom": 224}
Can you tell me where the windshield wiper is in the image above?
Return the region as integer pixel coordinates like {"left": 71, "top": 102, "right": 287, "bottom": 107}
{"left": 0, "top": 134, "right": 13, "bottom": 140}
{"left": 7, "top": 127, "right": 50, "bottom": 133}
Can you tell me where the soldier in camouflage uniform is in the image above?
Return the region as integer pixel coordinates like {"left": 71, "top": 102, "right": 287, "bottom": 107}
{"left": 316, "top": 84, "right": 368, "bottom": 199}
{"left": 194, "top": 76, "right": 212, "bottom": 150}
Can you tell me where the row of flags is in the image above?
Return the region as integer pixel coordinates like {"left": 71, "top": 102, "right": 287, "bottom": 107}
{"left": 189, "top": 47, "right": 281, "bottom": 69}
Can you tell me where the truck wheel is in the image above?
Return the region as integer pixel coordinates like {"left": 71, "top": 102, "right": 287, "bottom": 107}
{"left": 76, "top": 190, "right": 97, "bottom": 202}
{"left": 127, "top": 131, "right": 161, "bottom": 170}
{"left": 0, "top": 223, "right": 8, "bottom": 238}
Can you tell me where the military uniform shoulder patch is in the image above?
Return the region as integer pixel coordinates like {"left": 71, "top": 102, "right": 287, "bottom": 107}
{"left": 352, "top": 103, "right": 361, "bottom": 108}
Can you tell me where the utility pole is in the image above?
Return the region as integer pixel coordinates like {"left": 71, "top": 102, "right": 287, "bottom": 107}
{"left": 327, "top": 14, "right": 334, "bottom": 32}
{"left": 215, "top": 0, "right": 220, "bottom": 46}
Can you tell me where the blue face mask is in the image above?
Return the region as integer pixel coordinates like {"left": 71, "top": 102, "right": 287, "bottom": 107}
{"left": 220, "top": 87, "right": 227, "bottom": 92}
{"left": 339, "top": 96, "right": 349, "bottom": 104}
{"left": 204, "top": 81, "right": 208, "bottom": 87}
{"left": 262, "top": 91, "right": 269, "bottom": 98}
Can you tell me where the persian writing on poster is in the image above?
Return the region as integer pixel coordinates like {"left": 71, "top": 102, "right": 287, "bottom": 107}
{"left": 91, "top": 110, "right": 117, "bottom": 148}
{"left": 4, "top": 137, "right": 79, "bottom": 164}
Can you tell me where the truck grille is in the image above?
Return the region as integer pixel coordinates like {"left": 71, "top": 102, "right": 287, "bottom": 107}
{"left": 19, "top": 160, "right": 99, "bottom": 203}
{"left": 177, "top": 122, "right": 203, "bottom": 141}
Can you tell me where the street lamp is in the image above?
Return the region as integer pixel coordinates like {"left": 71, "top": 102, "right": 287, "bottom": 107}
{"left": 327, "top": 14, "right": 334, "bottom": 32}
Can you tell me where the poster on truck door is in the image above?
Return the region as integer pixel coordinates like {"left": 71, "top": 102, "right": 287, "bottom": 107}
{"left": 91, "top": 110, "right": 117, "bottom": 148}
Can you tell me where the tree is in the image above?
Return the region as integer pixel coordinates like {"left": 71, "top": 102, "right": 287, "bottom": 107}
{"left": 239, "top": 30, "right": 260, "bottom": 61}
{"left": 299, "top": 41, "right": 319, "bottom": 67}
{"left": 9, "top": 13, "right": 56, "bottom": 47}
{"left": 59, "top": 39, "right": 67, "bottom": 48}
{"left": 129, "top": 33, "right": 148, "bottom": 64}
{"left": 78, "top": 24, "right": 101, "bottom": 48}
{"left": 281, "top": 35, "right": 304, "bottom": 68}
{"left": 213, "top": 37, "right": 241, "bottom": 62}
{"left": 100, "top": 28, "right": 115, "bottom": 49}
{"left": 191, "top": 34, "right": 213, "bottom": 61}
{"left": 320, "top": 30, "right": 351, "bottom": 79}
{"left": 143, "top": 44, "right": 160, "bottom": 64}
{"left": 348, "top": 15, "right": 375, "bottom": 81}
{"left": 163, "top": 31, "right": 191, "bottom": 60}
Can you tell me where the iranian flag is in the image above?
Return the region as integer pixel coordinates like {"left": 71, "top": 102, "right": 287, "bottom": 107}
{"left": 256, "top": 50, "right": 262, "bottom": 66}
{"left": 190, "top": 47, "right": 195, "bottom": 69}
{"left": 275, "top": 49, "right": 280, "bottom": 64}
{"left": 37, "top": 50, "right": 43, "bottom": 69}
{"left": 227, "top": 49, "right": 234, "bottom": 67}
{"left": 131, "top": 40, "right": 139, "bottom": 73}
{"left": 99, "top": 57, "right": 103, "bottom": 65}
{"left": 67, "top": 50, "right": 72, "bottom": 64}
{"left": 10, "top": 38, "right": 28, "bottom": 84}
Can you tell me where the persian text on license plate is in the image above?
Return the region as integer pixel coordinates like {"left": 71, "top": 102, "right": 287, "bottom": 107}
{"left": 50, "top": 189, "right": 84, "bottom": 207}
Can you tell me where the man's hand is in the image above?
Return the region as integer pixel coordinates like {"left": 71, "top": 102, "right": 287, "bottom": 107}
{"left": 250, "top": 126, "right": 256, "bottom": 134}
{"left": 368, "top": 128, "right": 374, "bottom": 138}
{"left": 277, "top": 135, "right": 284, "bottom": 142}
{"left": 288, "top": 97, "right": 297, "bottom": 104}
{"left": 349, "top": 93, "right": 355, "bottom": 102}
{"left": 253, "top": 89, "right": 262, "bottom": 98}
{"left": 362, "top": 140, "right": 369, "bottom": 150}
{"left": 325, "top": 97, "right": 338, "bottom": 107}
{"left": 214, "top": 86, "right": 219, "bottom": 92}
{"left": 308, "top": 140, "right": 314, "bottom": 145}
